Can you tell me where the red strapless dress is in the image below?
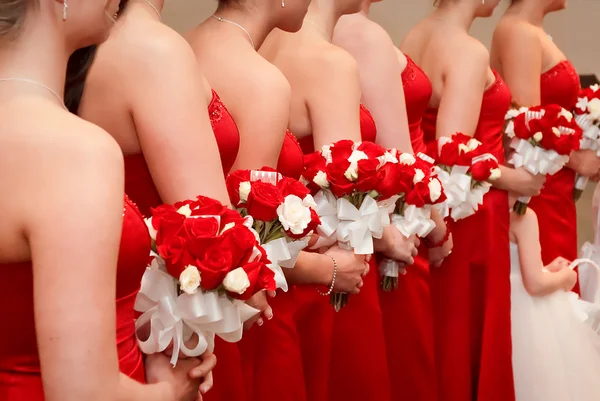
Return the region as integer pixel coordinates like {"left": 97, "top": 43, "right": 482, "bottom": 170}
{"left": 422, "top": 71, "right": 514, "bottom": 401}
{"left": 296, "top": 106, "right": 391, "bottom": 401}
{"left": 236, "top": 131, "right": 306, "bottom": 401}
{"left": 0, "top": 196, "right": 150, "bottom": 400}
{"left": 377, "top": 55, "right": 438, "bottom": 401}
{"left": 528, "top": 60, "right": 580, "bottom": 291}
{"left": 125, "top": 90, "right": 247, "bottom": 401}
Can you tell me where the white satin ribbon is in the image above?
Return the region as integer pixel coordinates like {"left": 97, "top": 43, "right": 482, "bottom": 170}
{"left": 262, "top": 237, "right": 308, "bottom": 292}
{"left": 134, "top": 262, "right": 259, "bottom": 366}
{"left": 336, "top": 196, "right": 386, "bottom": 255}
{"left": 379, "top": 258, "right": 407, "bottom": 278}
{"left": 310, "top": 189, "right": 340, "bottom": 249}
{"left": 509, "top": 137, "right": 569, "bottom": 176}
{"left": 250, "top": 170, "right": 282, "bottom": 184}
{"left": 391, "top": 205, "right": 436, "bottom": 239}
{"left": 436, "top": 165, "right": 487, "bottom": 220}
{"left": 574, "top": 114, "right": 600, "bottom": 192}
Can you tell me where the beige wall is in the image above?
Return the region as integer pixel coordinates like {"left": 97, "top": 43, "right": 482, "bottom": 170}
{"left": 163, "top": 1, "right": 600, "bottom": 76}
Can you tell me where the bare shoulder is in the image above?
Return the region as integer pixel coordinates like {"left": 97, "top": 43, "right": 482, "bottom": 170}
{"left": 494, "top": 16, "right": 538, "bottom": 44}
{"left": 303, "top": 44, "right": 359, "bottom": 82}
{"left": 336, "top": 17, "right": 394, "bottom": 50}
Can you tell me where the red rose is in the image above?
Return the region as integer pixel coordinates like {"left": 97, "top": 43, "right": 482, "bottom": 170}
{"left": 552, "top": 133, "right": 579, "bottom": 155}
{"left": 302, "top": 152, "right": 328, "bottom": 193}
{"left": 196, "top": 246, "right": 234, "bottom": 290}
{"left": 355, "top": 157, "right": 381, "bottom": 192}
{"left": 326, "top": 161, "right": 355, "bottom": 197}
{"left": 357, "top": 141, "right": 386, "bottom": 158}
{"left": 183, "top": 216, "right": 222, "bottom": 255}
{"left": 277, "top": 177, "right": 310, "bottom": 199}
{"left": 221, "top": 208, "right": 245, "bottom": 226}
{"left": 469, "top": 158, "right": 498, "bottom": 181}
{"left": 405, "top": 181, "right": 430, "bottom": 208}
{"left": 150, "top": 204, "right": 185, "bottom": 246}
{"left": 437, "top": 140, "right": 460, "bottom": 166}
{"left": 246, "top": 181, "right": 283, "bottom": 222}
{"left": 190, "top": 196, "right": 228, "bottom": 216}
{"left": 228, "top": 261, "right": 276, "bottom": 301}
{"left": 226, "top": 170, "right": 251, "bottom": 206}
{"left": 157, "top": 235, "right": 194, "bottom": 278}
{"left": 221, "top": 224, "right": 258, "bottom": 267}
{"left": 374, "top": 163, "right": 413, "bottom": 199}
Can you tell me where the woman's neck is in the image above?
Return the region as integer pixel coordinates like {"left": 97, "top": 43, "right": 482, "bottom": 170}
{"left": 214, "top": 5, "right": 278, "bottom": 49}
{"left": 361, "top": 0, "right": 371, "bottom": 15}
{"left": 0, "top": 20, "right": 69, "bottom": 99}
{"left": 505, "top": 1, "right": 546, "bottom": 27}
{"left": 305, "top": 1, "right": 346, "bottom": 41}
{"left": 123, "top": 0, "right": 165, "bottom": 21}
{"left": 432, "top": 1, "right": 477, "bottom": 32}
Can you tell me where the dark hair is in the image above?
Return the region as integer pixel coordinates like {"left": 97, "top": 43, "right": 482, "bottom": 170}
{"left": 64, "top": 45, "right": 97, "bottom": 114}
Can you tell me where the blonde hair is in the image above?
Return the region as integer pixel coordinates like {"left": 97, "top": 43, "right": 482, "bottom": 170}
{"left": 0, "top": 0, "right": 30, "bottom": 40}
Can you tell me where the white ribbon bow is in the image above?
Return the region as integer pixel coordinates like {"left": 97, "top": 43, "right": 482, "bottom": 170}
{"left": 134, "top": 262, "right": 259, "bottom": 366}
{"left": 263, "top": 237, "right": 308, "bottom": 292}
{"left": 391, "top": 205, "right": 436, "bottom": 239}
{"left": 310, "top": 189, "right": 340, "bottom": 249}
{"left": 336, "top": 196, "right": 386, "bottom": 254}
{"left": 436, "top": 165, "right": 486, "bottom": 221}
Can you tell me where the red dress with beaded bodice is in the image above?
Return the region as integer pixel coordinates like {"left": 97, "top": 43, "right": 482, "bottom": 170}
{"left": 377, "top": 55, "right": 438, "bottom": 401}
{"left": 0, "top": 196, "right": 150, "bottom": 400}
{"left": 423, "top": 71, "right": 514, "bottom": 401}
{"left": 528, "top": 60, "right": 581, "bottom": 291}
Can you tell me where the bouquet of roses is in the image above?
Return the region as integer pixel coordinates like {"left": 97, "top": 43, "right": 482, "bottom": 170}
{"left": 379, "top": 151, "right": 447, "bottom": 291}
{"left": 134, "top": 196, "right": 273, "bottom": 366}
{"left": 302, "top": 140, "right": 397, "bottom": 310}
{"left": 433, "top": 132, "right": 501, "bottom": 221}
{"left": 573, "top": 85, "right": 600, "bottom": 200}
{"left": 504, "top": 104, "right": 582, "bottom": 214}
{"left": 226, "top": 167, "right": 320, "bottom": 292}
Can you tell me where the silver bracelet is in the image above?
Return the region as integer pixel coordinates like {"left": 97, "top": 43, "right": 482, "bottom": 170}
{"left": 317, "top": 253, "right": 338, "bottom": 296}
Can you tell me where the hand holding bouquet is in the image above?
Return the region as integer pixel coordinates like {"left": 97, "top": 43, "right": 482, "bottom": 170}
{"left": 434, "top": 133, "right": 501, "bottom": 221}
{"left": 135, "top": 196, "right": 274, "bottom": 366}
{"left": 573, "top": 85, "right": 600, "bottom": 200}
{"left": 379, "top": 151, "right": 447, "bottom": 292}
{"left": 226, "top": 167, "right": 321, "bottom": 292}
{"left": 302, "top": 140, "right": 395, "bottom": 310}
{"left": 505, "top": 104, "right": 582, "bottom": 214}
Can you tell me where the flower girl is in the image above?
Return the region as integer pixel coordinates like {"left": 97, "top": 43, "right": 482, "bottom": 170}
{"left": 509, "top": 193, "right": 600, "bottom": 401}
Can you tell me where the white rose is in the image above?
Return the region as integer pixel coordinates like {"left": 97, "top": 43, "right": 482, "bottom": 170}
{"left": 177, "top": 204, "right": 192, "bottom": 217}
{"left": 467, "top": 138, "right": 481, "bottom": 151}
{"left": 278, "top": 195, "right": 312, "bottom": 236}
{"left": 576, "top": 97, "right": 589, "bottom": 114}
{"left": 591, "top": 84, "right": 600, "bottom": 92}
{"left": 489, "top": 168, "right": 502, "bottom": 181}
{"left": 533, "top": 131, "right": 544, "bottom": 142}
{"left": 223, "top": 267, "right": 251, "bottom": 295}
{"left": 220, "top": 222, "right": 235, "bottom": 235}
{"left": 413, "top": 169, "right": 425, "bottom": 184}
{"left": 302, "top": 194, "right": 318, "bottom": 209}
{"left": 559, "top": 108, "right": 573, "bottom": 122}
{"left": 378, "top": 151, "right": 398, "bottom": 167}
{"left": 179, "top": 265, "right": 201, "bottom": 294}
{"left": 428, "top": 179, "right": 442, "bottom": 202}
{"left": 321, "top": 144, "right": 332, "bottom": 162}
{"left": 587, "top": 98, "right": 600, "bottom": 120}
{"left": 458, "top": 143, "right": 470, "bottom": 154}
{"left": 505, "top": 108, "right": 521, "bottom": 120}
{"left": 552, "top": 127, "right": 561, "bottom": 137}
{"left": 313, "top": 170, "right": 330, "bottom": 188}
{"left": 399, "top": 153, "right": 416, "bottom": 165}
{"left": 145, "top": 217, "right": 157, "bottom": 241}
{"left": 505, "top": 120, "right": 515, "bottom": 138}
{"left": 239, "top": 181, "right": 251, "bottom": 202}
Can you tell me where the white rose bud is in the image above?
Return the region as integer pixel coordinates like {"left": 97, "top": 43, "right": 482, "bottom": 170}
{"left": 179, "top": 265, "right": 201, "bottom": 294}
{"left": 278, "top": 195, "right": 312, "bottom": 235}
{"left": 223, "top": 267, "right": 251, "bottom": 295}
{"left": 313, "top": 170, "right": 330, "bottom": 188}
{"left": 533, "top": 131, "right": 544, "bottom": 142}
{"left": 591, "top": 84, "right": 600, "bottom": 92}
{"left": 587, "top": 98, "right": 600, "bottom": 120}
{"left": 345, "top": 150, "right": 369, "bottom": 180}
{"left": 552, "top": 127, "right": 561, "bottom": 137}
{"left": 399, "top": 153, "right": 416, "bottom": 165}
{"left": 177, "top": 204, "right": 192, "bottom": 217}
{"left": 458, "top": 143, "right": 470, "bottom": 154}
{"left": 558, "top": 108, "right": 573, "bottom": 122}
{"left": 489, "top": 168, "right": 502, "bottom": 181}
{"left": 239, "top": 181, "right": 251, "bottom": 202}
{"left": 302, "top": 194, "right": 318, "bottom": 209}
{"left": 467, "top": 138, "right": 481, "bottom": 151}
{"left": 428, "top": 179, "right": 442, "bottom": 203}
{"left": 145, "top": 217, "right": 157, "bottom": 241}
{"left": 413, "top": 169, "right": 425, "bottom": 184}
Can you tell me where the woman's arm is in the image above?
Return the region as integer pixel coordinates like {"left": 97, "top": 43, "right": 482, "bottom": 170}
{"left": 28, "top": 127, "right": 179, "bottom": 401}
{"left": 129, "top": 33, "right": 230, "bottom": 206}
{"left": 513, "top": 209, "right": 575, "bottom": 296}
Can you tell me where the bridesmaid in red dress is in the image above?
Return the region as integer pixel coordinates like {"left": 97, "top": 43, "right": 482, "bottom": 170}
{"left": 260, "top": 2, "right": 418, "bottom": 401}
{"left": 491, "top": 0, "right": 600, "bottom": 292}
{"left": 0, "top": 1, "right": 202, "bottom": 400}
{"left": 403, "top": 0, "right": 548, "bottom": 400}
{"left": 333, "top": 2, "right": 451, "bottom": 400}
{"left": 187, "top": 3, "right": 367, "bottom": 401}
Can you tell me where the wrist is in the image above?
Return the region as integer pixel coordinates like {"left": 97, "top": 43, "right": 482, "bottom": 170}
{"left": 424, "top": 221, "right": 451, "bottom": 248}
{"left": 154, "top": 381, "right": 176, "bottom": 401}
{"left": 316, "top": 253, "right": 338, "bottom": 296}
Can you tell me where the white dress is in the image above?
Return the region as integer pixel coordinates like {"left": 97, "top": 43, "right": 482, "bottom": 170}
{"left": 510, "top": 242, "right": 600, "bottom": 401}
